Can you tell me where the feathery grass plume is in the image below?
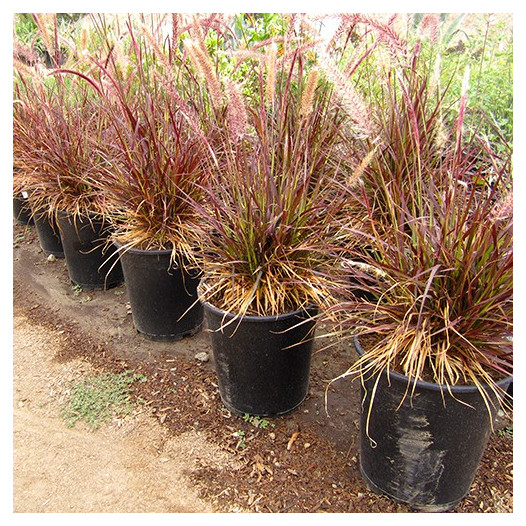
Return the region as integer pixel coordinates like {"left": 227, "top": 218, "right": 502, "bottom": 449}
{"left": 183, "top": 39, "right": 202, "bottom": 74}
{"left": 168, "top": 13, "right": 189, "bottom": 61}
{"left": 419, "top": 13, "right": 440, "bottom": 43}
{"left": 231, "top": 48, "right": 266, "bottom": 74}
{"left": 139, "top": 22, "right": 172, "bottom": 74}
{"left": 154, "top": 70, "right": 212, "bottom": 151}
{"left": 32, "top": 13, "right": 56, "bottom": 64}
{"left": 183, "top": 38, "right": 223, "bottom": 111}
{"left": 282, "top": 13, "right": 297, "bottom": 45}
{"left": 491, "top": 189, "right": 513, "bottom": 221}
{"left": 429, "top": 51, "right": 442, "bottom": 97}
{"left": 456, "top": 65, "right": 471, "bottom": 152}
{"left": 319, "top": 15, "right": 355, "bottom": 53}
{"left": 225, "top": 79, "right": 248, "bottom": 143}
{"left": 300, "top": 68, "right": 319, "bottom": 118}
{"left": 52, "top": 13, "right": 60, "bottom": 62}
{"left": 189, "top": 15, "right": 208, "bottom": 48}
{"left": 347, "top": 147, "right": 377, "bottom": 188}
{"left": 111, "top": 35, "right": 132, "bottom": 75}
{"left": 372, "top": 13, "right": 409, "bottom": 59}
{"left": 341, "top": 13, "right": 408, "bottom": 62}
{"left": 189, "top": 13, "right": 225, "bottom": 65}
{"left": 171, "top": 13, "right": 179, "bottom": 47}
{"left": 79, "top": 25, "right": 88, "bottom": 54}
{"left": 434, "top": 117, "right": 449, "bottom": 151}
{"left": 329, "top": 13, "right": 458, "bottom": 223}
{"left": 13, "top": 37, "right": 38, "bottom": 66}
{"left": 317, "top": 51, "right": 375, "bottom": 137}
{"left": 12, "top": 57, "right": 38, "bottom": 78}
{"left": 265, "top": 42, "right": 278, "bottom": 106}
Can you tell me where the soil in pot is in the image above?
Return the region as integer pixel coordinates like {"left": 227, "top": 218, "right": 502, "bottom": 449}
{"left": 33, "top": 209, "right": 64, "bottom": 258}
{"left": 116, "top": 245, "right": 203, "bottom": 341}
{"left": 354, "top": 337, "right": 512, "bottom": 512}
{"left": 203, "top": 301, "right": 318, "bottom": 417}
{"left": 57, "top": 211, "right": 123, "bottom": 290}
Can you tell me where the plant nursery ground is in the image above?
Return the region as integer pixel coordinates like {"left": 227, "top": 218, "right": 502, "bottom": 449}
{"left": 12, "top": 220, "right": 513, "bottom": 514}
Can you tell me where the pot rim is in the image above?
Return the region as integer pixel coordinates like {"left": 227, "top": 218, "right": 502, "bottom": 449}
{"left": 353, "top": 336, "right": 512, "bottom": 393}
{"left": 57, "top": 209, "right": 101, "bottom": 217}
{"left": 200, "top": 292, "right": 318, "bottom": 323}
{"left": 113, "top": 240, "right": 173, "bottom": 257}
{"left": 57, "top": 209, "right": 108, "bottom": 226}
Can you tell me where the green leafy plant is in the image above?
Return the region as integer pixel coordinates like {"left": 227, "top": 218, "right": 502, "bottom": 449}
{"left": 231, "top": 13, "right": 288, "bottom": 46}
{"left": 437, "top": 14, "right": 513, "bottom": 151}
{"left": 61, "top": 370, "right": 146, "bottom": 429}
{"left": 233, "top": 430, "right": 247, "bottom": 449}
{"left": 498, "top": 426, "right": 513, "bottom": 439}
{"left": 242, "top": 413, "right": 273, "bottom": 429}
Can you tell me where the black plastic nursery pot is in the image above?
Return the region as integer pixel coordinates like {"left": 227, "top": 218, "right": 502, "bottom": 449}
{"left": 13, "top": 194, "right": 33, "bottom": 225}
{"left": 354, "top": 337, "right": 512, "bottom": 512}
{"left": 117, "top": 245, "right": 203, "bottom": 341}
{"left": 33, "top": 209, "right": 64, "bottom": 258}
{"left": 57, "top": 211, "right": 123, "bottom": 290}
{"left": 203, "top": 300, "right": 318, "bottom": 417}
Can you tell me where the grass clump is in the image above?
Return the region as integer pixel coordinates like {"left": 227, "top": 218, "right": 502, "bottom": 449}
{"left": 61, "top": 370, "right": 146, "bottom": 429}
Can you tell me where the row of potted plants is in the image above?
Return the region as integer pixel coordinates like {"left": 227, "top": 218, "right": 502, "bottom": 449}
{"left": 13, "top": 13, "right": 513, "bottom": 512}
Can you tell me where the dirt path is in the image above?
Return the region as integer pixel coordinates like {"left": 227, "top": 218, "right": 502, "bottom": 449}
{"left": 12, "top": 312, "right": 239, "bottom": 513}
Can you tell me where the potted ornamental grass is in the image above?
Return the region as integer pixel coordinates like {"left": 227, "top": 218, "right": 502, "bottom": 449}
{"left": 13, "top": 13, "right": 123, "bottom": 286}
{"left": 187, "top": 18, "right": 370, "bottom": 417}
{"left": 13, "top": 104, "right": 35, "bottom": 227}
{"left": 13, "top": 59, "right": 123, "bottom": 287}
{"left": 65, "top": 14, "right": 232, "bottom": 340}
{"left": 343, "top": 137, "right": 513, "bottom": 513}
{"left": 326, "top": 14, "right": 513, "bottom": 512}
{"left": 12, "top": 29, "right": 47, "bottom": 230}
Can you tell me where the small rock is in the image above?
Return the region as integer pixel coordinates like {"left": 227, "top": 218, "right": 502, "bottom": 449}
{"left": 46, "top": 254, "right": 56, "bottom": 262}
{"left": 195, "top": 351, "right": 209, "bottom": 362}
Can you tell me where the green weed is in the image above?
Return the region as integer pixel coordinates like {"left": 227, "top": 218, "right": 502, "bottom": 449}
{"left": 498, "top": 426, "right": 513, "bottom": 440}
{"left": 61, "top": 370, "right": 146, "bottom": 429}
{"left": 233, "top": 430, "right": 247, "bottom": 449}
{"left": 242, "top": 413, "right": 273, "bottom": 429}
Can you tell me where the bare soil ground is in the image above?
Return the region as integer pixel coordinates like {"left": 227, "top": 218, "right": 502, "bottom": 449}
{"left": 12, "top": 220, "right": 513, "bottom": 513}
